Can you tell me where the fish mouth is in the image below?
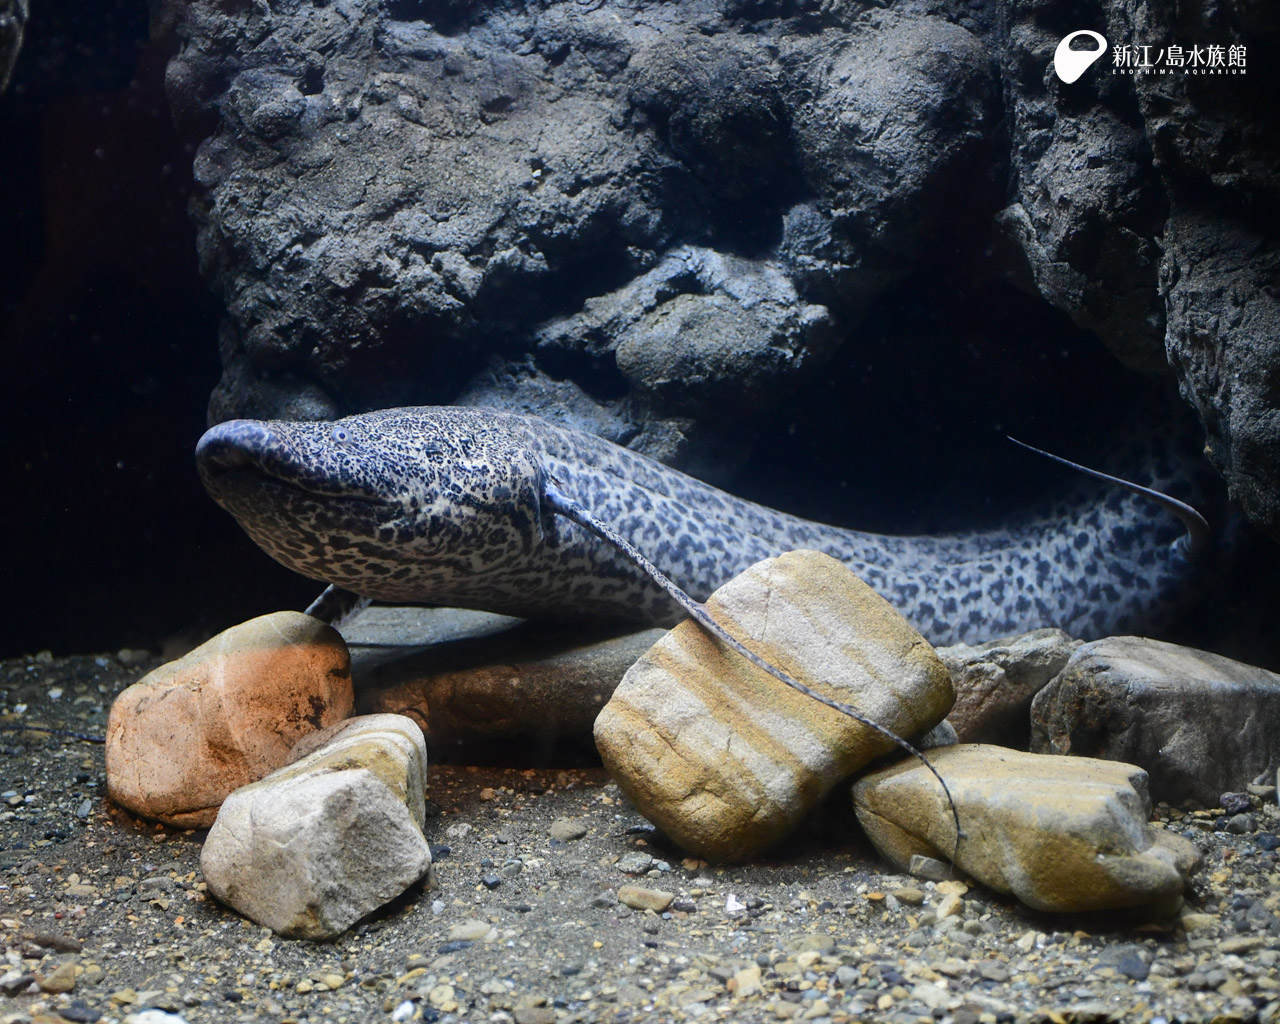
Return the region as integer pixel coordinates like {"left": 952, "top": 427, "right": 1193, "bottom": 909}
{"left": 195, "top": 420, "right": 379, "bottom": 503}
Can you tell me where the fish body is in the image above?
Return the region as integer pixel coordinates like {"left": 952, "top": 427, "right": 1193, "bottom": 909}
{"left": 196, "top": 405, "right": 1206, "bottom": 645}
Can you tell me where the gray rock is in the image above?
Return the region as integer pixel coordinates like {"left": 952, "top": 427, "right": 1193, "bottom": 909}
{"left": 1031, "top": 637, "right": 1280, "bottom": 805}
{"left": 1162, "top": 210, "right": 1280, "bottom": 543}
{"left": 1107, "top": 946, "right": 1150, "bottom": 983}
{"left": 548, "top": 818, "right": 588, "bottom": 842}
{"left": 201, "top": 713, "right": 431, "bottom": 940}
{"left": 908, "top": 855, "right": 953, "bottom": 883}
{"left": 993, "top": 0, "right": 1280, "bottom": 537}
{"left": 151, "top": 0, "right": 1280, "bottom": 549}
{"left": 542, "top": 245, "right": 836, "bottom": 421}
{"left": 937, "top": 628, "right": 1081, "bottom": 746}
{"left": 993, "top": 109, "right": 1166, "bottom": 373}
{"left": 917, "top": 720, "right": 959, "bottom": 750}
{"left": 346, "top": 605, "right": 664, "bottom": 750}
{"left": 617, "top": 851, "right": 655, "bottom": 876}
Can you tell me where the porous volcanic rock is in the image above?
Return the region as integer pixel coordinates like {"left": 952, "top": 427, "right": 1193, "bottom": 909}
{"left": 156, "top": 0, "right": 1280, "bottom": 541}
{"left": 155, "top": 0, "right": 997, "bottom": 463}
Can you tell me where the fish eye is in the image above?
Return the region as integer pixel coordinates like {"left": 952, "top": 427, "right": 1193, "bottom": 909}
{"left": 330, "top": 425, "right": 351, "bottom": 444}
{"left": 423, "top": 442, "right": 443, "bottom": 456}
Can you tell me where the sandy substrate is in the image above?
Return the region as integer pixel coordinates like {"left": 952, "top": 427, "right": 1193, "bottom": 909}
{"left": 3, "top": 650, "right": 1278, "bottom": 1024}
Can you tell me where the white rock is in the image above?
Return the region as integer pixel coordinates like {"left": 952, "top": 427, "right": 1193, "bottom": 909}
{"left": 200, "top": 714, "right": 431, "bottom": 939}
{"left": 124, "top": 1013, "right": 190, "bottom": 1024}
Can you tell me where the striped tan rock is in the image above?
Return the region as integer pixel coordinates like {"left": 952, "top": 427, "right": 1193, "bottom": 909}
{"left": 106, "top": 611, "right": 353, "bottom": 827}
{"left": 852, "top": 744, "right": 1202, "bottom": 914}
{"left": 593, "top": 549, "right": 954, "bottom": 862}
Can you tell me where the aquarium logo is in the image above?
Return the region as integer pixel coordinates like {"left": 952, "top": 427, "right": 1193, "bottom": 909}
{"left": 1110, "top": 42, "right": 1247, "bottom": 75}
{"left": 1054, "top": 31, "right": 1109, "bottom": 83}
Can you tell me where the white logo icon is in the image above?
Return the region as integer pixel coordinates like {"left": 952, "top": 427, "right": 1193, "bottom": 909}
{"left": 1054, "top": 30, "right": 1108, "bottom": 83}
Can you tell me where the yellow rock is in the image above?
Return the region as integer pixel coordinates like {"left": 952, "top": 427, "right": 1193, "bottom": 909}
{"left": 595, "top": 550, "right": 953, "bottom": 861}
{"left": 853, "top": 744, "right": 1202, "bottom": 914}
{"left": 36, "top": 961, "right": 76, "bottom": 993}
{"left": 617, "top": 885, "right": 675, "bottom": 912}
{"left": 934, "top": 893, "right": 964, "bottom": 919}
{"left": 731, "top": 965, "right": 763, "bottom": 998}
{"left": 106, "top": 611, "right": 352, "bottom": 827}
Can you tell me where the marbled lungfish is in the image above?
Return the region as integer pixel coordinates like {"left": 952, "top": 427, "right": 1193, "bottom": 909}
{"left": 195, "top": 405, "right": 1210, "bottom": 647}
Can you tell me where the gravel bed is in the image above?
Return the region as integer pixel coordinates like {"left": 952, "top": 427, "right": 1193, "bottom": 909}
{"left": 4, "top": 651, "right": 1280, "bottom": 1024}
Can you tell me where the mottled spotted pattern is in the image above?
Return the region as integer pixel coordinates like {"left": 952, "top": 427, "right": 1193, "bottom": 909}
{"left": 196, "top": 406, "right": 1211, "bottom": 645}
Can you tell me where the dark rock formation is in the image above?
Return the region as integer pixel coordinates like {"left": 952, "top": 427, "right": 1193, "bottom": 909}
{"left": 156, "top": 0, "right": 1000, "bottom": 461}
{"left": 0, "top": 0, "right": 28, "bottom": 93}
{"left": 154, "top": 0, "right": 1279, "bottom": 538}
{"left": 996, "top": 0, "right": 1280, "bottom": 539}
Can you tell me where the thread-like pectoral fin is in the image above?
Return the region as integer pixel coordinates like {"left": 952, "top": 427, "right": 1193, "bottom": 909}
{"left": 305, "top": 585, "right": 372, "bottom": 626}
{"left": 1007, "top": 436, "right": 1211, "bottom": 558}
{"left": 544, "top": 481, "right": 963, "bottom": 864}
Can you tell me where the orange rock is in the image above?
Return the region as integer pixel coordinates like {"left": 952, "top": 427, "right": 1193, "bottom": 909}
{"left": 106, "top": 611, "right": 352, "bottom": 827}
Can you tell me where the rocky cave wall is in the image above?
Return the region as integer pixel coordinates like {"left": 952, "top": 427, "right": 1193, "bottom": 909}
{"left": 154, "top": 0, "right": 1280, "bottom": 539}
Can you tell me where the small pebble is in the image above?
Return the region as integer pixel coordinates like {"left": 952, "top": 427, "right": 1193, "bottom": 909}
{"left": 37, "top": 960, "right": 77, "bottom": 993}
{"left": 908, "top": 855, "right": 952, "bottom": 882}
{"left": 448, "top": 920, "right": 491, "bottom": 941}
{"left": 617, "top": 885, "right": 674, "bottom": 912}
{"left": 549, "top": 817, "right": 588, "bottom": 841}
{"left": 617, "top": 851, "right": 654, "bottom": 874}
{"left": 1220, "top": 792, "right": 1252, "bottom": 815}
{"left": 392, "top": 1000, "right": 415, "bottom": 1022}
{"left": 834, "top": 965, "right": 859, "bottom": 988}
{"left": 1114, "top": 950, "right": 1150, "bottom": 981}
{"left": 58, "top": 999, "right": 103, "bottom": 1023}
{"left": 0, "top": 970, "right": 35, "bottom": 996}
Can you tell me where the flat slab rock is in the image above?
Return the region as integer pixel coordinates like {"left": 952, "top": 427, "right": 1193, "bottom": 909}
{"left": 852, "top": 744, "right": 1202, "bottom": 915}
{"left": 350, "top": 611, "right": 665, "bottom": 749}
{"left": 105, "top": 611, "right": 353, "bottom": 828}
{"left": 1031, "top": 636, "right": 1280, "bottom": 805}
{"left": 594, "top": 548, "right": 953, "bottom": 863}
{"left": 200, "top": 713, "right": 431, "bottom": 940}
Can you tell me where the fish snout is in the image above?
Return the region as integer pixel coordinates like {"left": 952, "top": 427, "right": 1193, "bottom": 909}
{"left": 195, "top": 420, "right": 276, "bottom": 474}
